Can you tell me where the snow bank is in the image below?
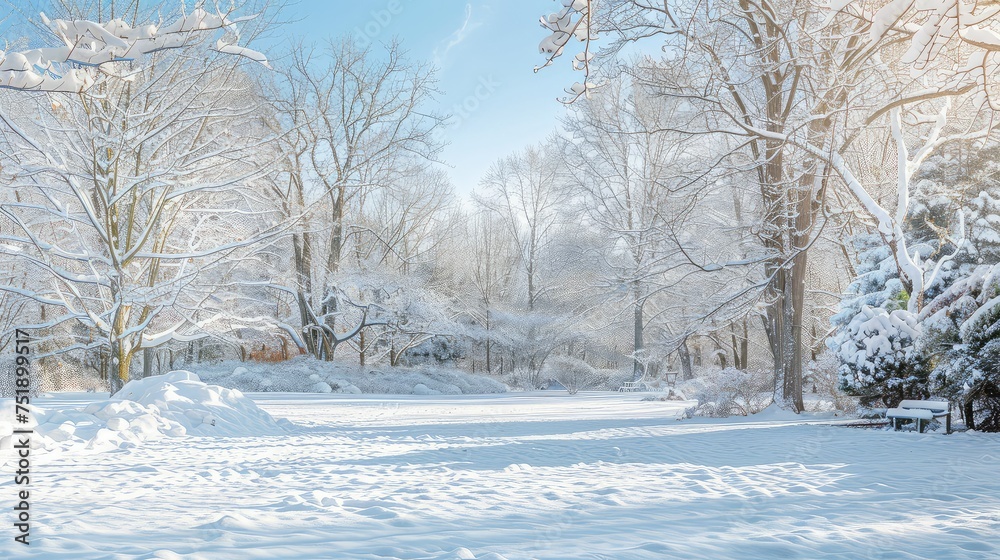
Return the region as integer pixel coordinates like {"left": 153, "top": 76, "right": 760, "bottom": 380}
{"left": 0, "top": 371, "right": 288, "bottom": 453}
{"left": 193, "top": 357, "right": 508, "bottom": 395}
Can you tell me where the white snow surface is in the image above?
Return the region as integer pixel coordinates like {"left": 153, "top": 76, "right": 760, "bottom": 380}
{"left": 2, "top": 389, "right": 1000, "bottom": 558}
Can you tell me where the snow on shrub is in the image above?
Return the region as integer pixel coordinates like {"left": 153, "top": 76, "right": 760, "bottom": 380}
{"left": 543, "top": 356, "right": 605, "bottom": 394}
{"left": 683, "top": 367, "right": 772, "bottom": 417}
{"left": 501, "top": 367, "right": 540, "bottom": 391}
{"left": 828, "top": 305, "right": 929, "bottom": 407}
{"left": 0, "top": 371, "right": 288, "bottom": 453}
{"left": 196, "top": 357, "right": 507, "bottom": 395}
{"left": 803, "top": 353, "right": 857, "bottom": 413}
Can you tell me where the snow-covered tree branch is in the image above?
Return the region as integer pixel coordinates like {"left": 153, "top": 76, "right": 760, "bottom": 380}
{"left": 0, "top": 4, "right": 268, "bottom": 92}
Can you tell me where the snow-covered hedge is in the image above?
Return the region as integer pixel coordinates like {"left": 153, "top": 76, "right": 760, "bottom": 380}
{"left": 194, "top": 357, "right": 508, "bottom": 395}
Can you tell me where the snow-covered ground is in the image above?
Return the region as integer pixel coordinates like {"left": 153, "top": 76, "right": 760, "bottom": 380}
{"left": 3, "top": 383, "right": 1000, "bottom": 559}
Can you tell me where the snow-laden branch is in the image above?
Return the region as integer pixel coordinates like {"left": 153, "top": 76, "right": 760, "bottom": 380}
{"left": 535, "top": 0, "right": 599, "bottom": 102}
{"left": 0, "top": 5, "right": 269, "bottom": 92}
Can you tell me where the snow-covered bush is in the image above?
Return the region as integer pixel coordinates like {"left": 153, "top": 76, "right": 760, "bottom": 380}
{"left": 803, "top": 353, "right": 857, "bottom": 413}
{"left": 544, "top": 356, "right": 605, "bottom": 394}
{"left": 196, "top": 357, "right": 508, "bottom": 395}
{"left": 404, "top": 335, "right": 469, "bottom": 366}
{"left": 687, "top": 368, "right": 772, "bottom": 417}
{"left": 503, "top": 367, "right": 540, "bottom": 391}
{"left": 829, "top": 305, "right": 928, "bottom": 407}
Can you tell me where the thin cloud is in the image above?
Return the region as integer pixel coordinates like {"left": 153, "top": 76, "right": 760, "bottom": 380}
{"left": 433, "top": 3, "right": 481, "bottom": 67}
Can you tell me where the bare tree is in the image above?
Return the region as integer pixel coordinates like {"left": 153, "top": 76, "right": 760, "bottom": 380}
{"left": 560, "top": 79, "right": 697, "bottom": 380}
{"left": 477, "top": 143, "right": 570, "bottom": 380}
{"left": 465, "top": 210, "right": 519, "bottom": 374}
{"left": 274, "top": 38, "right": 445, "bottom": 360}
{"left": 537, "top": 0, "right": 853, "bottom": 411}
{"left": 0, "top": 41, "right": 275, "bottom": 390}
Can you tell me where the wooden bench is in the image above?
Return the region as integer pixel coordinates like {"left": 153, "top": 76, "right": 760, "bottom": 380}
{"left": 886, "top": 400, "right": 951, "bottom": 434}
{"left": 618, "top": 381, "right": 642, "bottom": 392}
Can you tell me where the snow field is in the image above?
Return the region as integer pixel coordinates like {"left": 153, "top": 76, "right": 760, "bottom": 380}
{"left": 2, "top": 390, "right": 999, "bottom": 558}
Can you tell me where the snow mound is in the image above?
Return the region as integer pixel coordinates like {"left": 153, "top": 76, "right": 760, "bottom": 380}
{"left": 412, "top": 383, "right": 441, "bottom": 395}
{"left": 433, "top": 549, "right": 509, "bottom": 560}
{"left": 0, "top": 371, "right": 288, "bottom": 453}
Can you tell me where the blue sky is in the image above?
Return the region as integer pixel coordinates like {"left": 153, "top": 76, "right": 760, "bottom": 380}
{"left": 276, "top": 1, "right": 577, "bottom": 197}
{"left": 3, "top": 1, "right": 578, "bottom": 197}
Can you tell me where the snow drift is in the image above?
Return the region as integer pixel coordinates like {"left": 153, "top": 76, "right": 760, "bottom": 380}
{"left": 0, "top": 371, "right": 289, "bottom": 453}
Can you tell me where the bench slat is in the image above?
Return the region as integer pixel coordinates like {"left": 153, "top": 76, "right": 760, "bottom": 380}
{"left": 898, "top": 400, "right": 949, "bottom": 412}
{"left": 886, "top": 408, "right": 933, "bottom": 420}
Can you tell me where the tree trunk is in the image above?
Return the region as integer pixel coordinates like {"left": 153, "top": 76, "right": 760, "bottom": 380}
{"left": 785, "top": 233, "right": 808, "bottom": 413}
{"left": 678, "top": 338, "right": 693, "bottom": 381}
{"left": 359, "top": 329, "right": 366, "bottom": 366}
{"left": 108, "top": 340, "right": 130, "bottom": 394}
{"left": 633, "top": 296, "right": 644, "bottom": 382}
{"left": 485, "top": 308, "right": 492, "bottom": 374}
{"left": 322, "top": 186, "right": 346, "bottom": 317}
{"left": 730, "top": 321, "right": 743, "bottom": 370}
{"left": 964, "top": 396, "right": 976, "bottom": 431}
{"left": 741, "top": 319, "right": 749, "bottom": 370}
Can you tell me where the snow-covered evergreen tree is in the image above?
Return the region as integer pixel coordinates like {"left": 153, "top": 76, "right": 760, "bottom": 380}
{"left": 920, "top": 264, "right": 1000, "bottom": 430}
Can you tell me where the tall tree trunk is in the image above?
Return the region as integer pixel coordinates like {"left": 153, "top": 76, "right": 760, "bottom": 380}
{"left": 322, "top": 186, "right": 346, "bottom": 315}
{"left": 762, "top": 269, "right": 787, "bottom": 398}
{"left": 293, "top": 231, "right": 313, "bottom": 323}
{"left": 633, "top": 295, "right": 644, "bottom": 382}
{"left": 109, "top": 339, "right": 130, "bottom": 394}
{"left": 731, "top": 328, "right": 742, "bottom": 370}
{"left": 716, "top": 337, "right": 727, "bottom": 369}
{"left": 678, "top": 337, "right": 693, "bottom": 381}
{"left": 359, "top": 329, "right": 366, "bottom": 366}
{"left": 783, "top": 186, "right": 811, "bottom": 413}
{"left": 741, "top": 319, "right": 749, "bottom": 370}
{"left": 485, "top": 308, "right": 492, "bottom": 374}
